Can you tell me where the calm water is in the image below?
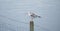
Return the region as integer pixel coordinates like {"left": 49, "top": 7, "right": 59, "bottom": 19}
{"left": 0, "top": 0, "right": 60, "bottom": 31}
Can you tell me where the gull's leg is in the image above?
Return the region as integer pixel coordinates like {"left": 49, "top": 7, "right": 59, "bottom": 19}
{"left": 30, "top": 17, "right": 34, "bottom": 21}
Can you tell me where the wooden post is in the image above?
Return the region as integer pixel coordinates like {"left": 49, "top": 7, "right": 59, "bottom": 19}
{"left": 30, "top": 21, "right": 34, "bottom": 31}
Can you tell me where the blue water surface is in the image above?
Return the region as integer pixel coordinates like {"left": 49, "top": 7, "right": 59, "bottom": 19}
{"left": 0, "top": 0, "right": 60, "bottom": 31}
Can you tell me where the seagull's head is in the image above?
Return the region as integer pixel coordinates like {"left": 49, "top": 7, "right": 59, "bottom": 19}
{"left": 28, "top": 11, "right": 33, "bottom": 16}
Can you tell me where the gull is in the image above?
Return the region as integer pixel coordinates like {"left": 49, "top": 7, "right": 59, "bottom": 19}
{"left": 28, "top": 11, "right": 41, "bottom": 21}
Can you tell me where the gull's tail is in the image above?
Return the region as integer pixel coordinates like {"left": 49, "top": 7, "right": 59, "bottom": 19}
{"left": 38, "top": 16, "right": 41, "bottom": 18}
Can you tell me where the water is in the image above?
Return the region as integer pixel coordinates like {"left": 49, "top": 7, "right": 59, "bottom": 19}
{"left": 0, "top": 0, "right": 60, "bottom": 31}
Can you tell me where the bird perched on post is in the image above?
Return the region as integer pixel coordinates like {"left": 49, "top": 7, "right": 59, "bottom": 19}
{"left": 28, "top": 12, "right": 40, "bottom": 18}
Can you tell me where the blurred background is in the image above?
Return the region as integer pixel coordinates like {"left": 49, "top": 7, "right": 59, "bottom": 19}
{"left": 0, "top": 0, "right": 60, "bottom": 31}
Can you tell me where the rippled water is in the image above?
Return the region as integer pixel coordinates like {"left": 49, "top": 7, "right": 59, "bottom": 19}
{"left": 0, "top": 0, "right": 60, "bottom": 31}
